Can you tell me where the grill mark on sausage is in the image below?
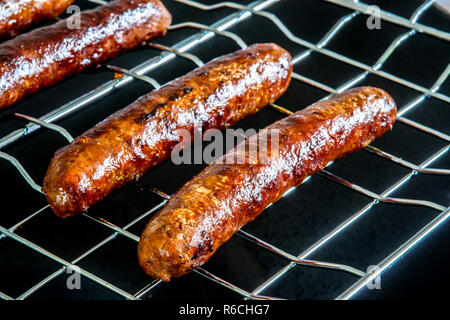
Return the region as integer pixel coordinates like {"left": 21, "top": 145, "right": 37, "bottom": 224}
{"left": 135, "top": 86, "right": 196, "bottom": 124}
{"left": 183, "top": 87, "right": 194, "bottom": 94}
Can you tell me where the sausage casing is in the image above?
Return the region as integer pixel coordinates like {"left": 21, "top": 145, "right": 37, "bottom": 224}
{"left": 42, "top": 43, "right": 293, "bottom": 218}
{"left": 137, "top": 86, "right": 397, "bottom": 282}
{"left": 0, "top": 0, "right": 74, "bottom": 39}
{"left": 0, "top": 0, "right": 171, "bottom": 109}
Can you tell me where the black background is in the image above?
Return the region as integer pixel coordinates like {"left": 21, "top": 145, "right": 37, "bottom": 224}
{"left": 0, "top": 0, "right": 449, "bottom": 300}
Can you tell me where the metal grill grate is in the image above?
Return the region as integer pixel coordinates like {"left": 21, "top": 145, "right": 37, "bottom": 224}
{"left": 0, "top": 0, "right": 449, "bottom": 300}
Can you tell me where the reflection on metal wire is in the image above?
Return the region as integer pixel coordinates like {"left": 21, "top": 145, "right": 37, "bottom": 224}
{"left": 397, "top": 116, "right": 450, "bottom": 142}
{"left": 337, "top": 207, "right": 450, "bottom": 300}
{"left": 238, "top": 230, "right": 366, "bottom": 277}
{"left": 169, "top": 22, "right": 247, "bottom": 48}
{"left": 133, "top": 279, "right": 162, "bottom": 299}
{"left": 102, "top": 65, "right": 161, "bottom": 89}
{"left": 365, "top": 146, "right": 450, "bottom": 175}
{"left": 0, "top": 151, "right": 42, "bottom": 193}
{"left": 252, "top": 144, "right": 450, "bottom": 298}
{"left": 145, "top": 43, "right": 205, "bottom": 67}
{"left": 195, "top": 267, "right": 283, "bottom": 300}
{"left": 176, "top": 0, "right": 450, "bottom": 103}
{"left": 0, "top": 291, "right": 13, "bottom": 300}
{"left": 323, "top": 0, "right": 450, "bottom": 41}
{"left": 320, "top": 170, "right": 447, "bottom": 211}
{"left": 14, "top": 113, "right": 73, "bottom": 142}
{"left": 0, "top": 224, "right": 137, "bottom": 300}
{"left": 17, "top": 200, "right": 168, "bottom": 300}
{"left": 8, "top": 205, "right": 50, "bottom": 233}
{"left": 87, "top": 0, "right": 108, "bottom": 5}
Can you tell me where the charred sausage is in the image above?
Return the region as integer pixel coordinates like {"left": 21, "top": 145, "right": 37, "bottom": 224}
{"left": 0, "top": 0, "right": 171, "bottom": 109}
{"left": 137, "top": 86, "right": 397, "bottom": 282}
{"left": 42, "top": 43, "right": 294, "bottom": 218}
{"left": 0, "top": 0, "right": 74, "bottom": 39}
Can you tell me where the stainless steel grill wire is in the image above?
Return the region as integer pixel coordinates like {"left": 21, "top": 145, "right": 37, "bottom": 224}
{"left": 0, "top": 0, "right": 448, "bottom": 300}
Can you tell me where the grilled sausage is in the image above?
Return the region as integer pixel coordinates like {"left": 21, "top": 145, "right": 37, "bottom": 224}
{"left": 137, "top": 86, "right": 397, "bottom": 282}
{"left": 42, "top": 43, "right": 294, "bottom": 218}
{"left": 0, "top": 0, "right": 171, "bottom": 109}
{"left": 0, "top": 0, "right": 74, "bottom": 39}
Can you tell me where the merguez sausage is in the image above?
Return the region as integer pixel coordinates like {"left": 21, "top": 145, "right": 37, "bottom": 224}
{"left": 0, "top": 0, "right": 171, "bottom": 109}
{"left": 0, "top": 0, "right": 74, "bottom": 39}
{"left": 137, "top": 86, "right": 397, "bottom": 282}
{"left": 42, "top": 43, "right": 294, "bottom": 218}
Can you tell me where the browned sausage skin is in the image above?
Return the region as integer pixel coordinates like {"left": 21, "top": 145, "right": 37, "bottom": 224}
{"left": 0, "top": 0, "right": 171, "bottom": 109}
{"left": 137, "top": 86, "right": 397, "bottom": 282}
{"left": 42, "top": 43, "right": 293, "bottom": 218}
{"left": 0, "top": 0, "right": 74, "bottom": 39}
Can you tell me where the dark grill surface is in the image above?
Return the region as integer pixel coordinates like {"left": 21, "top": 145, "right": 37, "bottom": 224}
{"left": 0, "top": 0, "right": 448, "bottom": 300}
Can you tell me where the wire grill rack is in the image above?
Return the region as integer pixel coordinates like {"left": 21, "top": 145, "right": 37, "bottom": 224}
{"left": 0, "top": 0, "right": 449, "bottom": 300}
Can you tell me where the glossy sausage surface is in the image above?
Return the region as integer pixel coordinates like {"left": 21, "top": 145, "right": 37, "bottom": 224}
{"left": 0, "top": 0, "right": 171, "bottom": 109}
{"left": 0, "top": 0, "right": 74, "bottom": 39}
{"left": 137, "top": 86, "right": 397, "bottom": 282}
{"left": 43, "top": 43, "right": 293, "bottom": 218}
